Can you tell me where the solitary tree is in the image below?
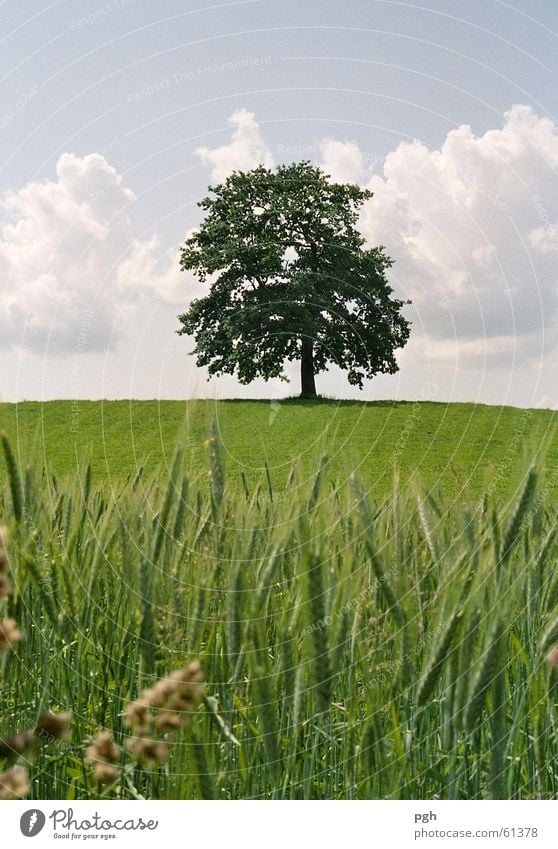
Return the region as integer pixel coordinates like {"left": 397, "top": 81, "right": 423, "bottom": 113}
{"left": 177, "top": 162, "right": 410, "bottom": 398}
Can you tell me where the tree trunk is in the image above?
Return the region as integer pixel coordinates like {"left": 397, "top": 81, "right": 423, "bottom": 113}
{"left": 300, "top": 337, "right": 317, "bottom": 398}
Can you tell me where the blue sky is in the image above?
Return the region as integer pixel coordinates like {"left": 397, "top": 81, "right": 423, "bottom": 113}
{"left": 2, "top": 0, "right": 558, "bottom": 407}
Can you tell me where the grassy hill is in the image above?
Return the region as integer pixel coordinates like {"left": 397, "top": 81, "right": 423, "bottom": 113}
{"left": 1, "top": 398, "right": 556, "bottom": 501}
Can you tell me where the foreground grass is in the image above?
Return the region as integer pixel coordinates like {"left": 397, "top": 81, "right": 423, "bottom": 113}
{"left": 1, "top": 399, "right": 558, "bottom": 501}
{"left": 1, "top": 432, "right": 558, "bottom": 800}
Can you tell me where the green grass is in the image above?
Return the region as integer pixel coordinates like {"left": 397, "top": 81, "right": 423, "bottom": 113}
{"left": 1, "top": 398, "right": 558, "bottom": 501}
{"left": 2, "top": 401, "right": 558, "bottom": 800}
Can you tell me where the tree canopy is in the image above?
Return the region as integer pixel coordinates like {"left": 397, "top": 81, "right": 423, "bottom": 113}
{"left": 177, "top": 161, "right": 410, "bottom": 397}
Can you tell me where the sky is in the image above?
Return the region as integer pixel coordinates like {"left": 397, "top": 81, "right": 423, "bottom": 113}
{"left": 1, "top": 0, "right": 558, "bottom": 408}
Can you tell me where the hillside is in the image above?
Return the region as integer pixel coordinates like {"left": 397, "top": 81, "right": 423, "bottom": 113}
{"left": 1, "top": 399, "right": 556, "bottom": 501}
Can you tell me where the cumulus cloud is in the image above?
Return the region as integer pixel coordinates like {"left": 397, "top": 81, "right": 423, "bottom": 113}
{"left": 195, "top": 108, "right": 275, "bottom": 183}
{"left": 319, "top": 138, "right": 369, "bottom": 184}
{"left": 0, "top": 152, "right": 188, "bottom": 354}
{"left": 357, "top": 105, "right": 558, "bottom": 365}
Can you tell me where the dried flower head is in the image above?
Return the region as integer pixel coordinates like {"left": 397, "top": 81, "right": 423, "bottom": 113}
{"left": 0, "top": 618, "right": 22, "bottom": 656}
{"left": 125, "top": 662, "right": 204, "bottom": 731}
{"left": 0, "top": 731, "right": 36, "bottom": 760}
{"left": 123, "top": 661, "right": 203, "bottom": 768}
{"left": 0, "top": 766, "right": 29, "bottom": 800}
{"left": 149, "top": 679, "right": 177, "bottom": 709}
{"left": 546, "top": 645, "right": 558, "bottom": 670}
{"left": 85, "top": 730, "right": 120, "bottom": 784}
{"left": 0, "top": 575, "right": 12, "bottom": 600}
{"left": 150, "top": 661, "right": 204, "bottom": 725}
{"left": 93, "top": 761, "right": 120, "bottom": 783}
{"left": 125, "top": 735, "right": 171, "bottom": 767}
{"left": 123, "top": 697, "right": 152, "bottom": 731}
{"left": 34, "top": 712, "right": 71, "bottom": 744}
{"left": 152, "top": 710, "right": 186, "bottom": 732}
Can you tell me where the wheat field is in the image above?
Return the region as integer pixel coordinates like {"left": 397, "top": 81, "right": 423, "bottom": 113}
{"left": 1, "top": 428, "right": 558, "bottom": 800}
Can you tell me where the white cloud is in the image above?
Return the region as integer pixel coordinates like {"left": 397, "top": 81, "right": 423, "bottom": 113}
{"left": 194, "top": 108, "right": 274, "bottom": 183}
{"left": 529, "top": 222, "right": 558, "bottom": 253}
{"left": 0, "top": 152, "right": 189, "bottom": 355}
{"left": 319, "top": 138, "right": 368, "bottom": 184}
{"left": 356, "top": 105, "right": 558, "bottom": 365}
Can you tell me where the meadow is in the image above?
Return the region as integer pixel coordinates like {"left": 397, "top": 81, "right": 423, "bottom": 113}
{"left": 1, "top": 399, "right": 557, "bottom": 500}
{"left": 1, "top": 400, "right": 558, "bottom": 800}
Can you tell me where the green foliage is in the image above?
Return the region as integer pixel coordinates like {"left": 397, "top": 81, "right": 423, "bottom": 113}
{"left": 177, "top": 162, "right": 410, "bottom": 395}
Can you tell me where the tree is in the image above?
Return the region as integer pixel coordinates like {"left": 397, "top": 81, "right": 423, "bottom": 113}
{"left": 177, "top": 161, "right": 410, "bottom": 398}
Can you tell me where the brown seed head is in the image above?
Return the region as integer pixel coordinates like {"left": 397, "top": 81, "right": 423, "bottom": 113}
{"left": 546, "top": 645, "right": 558, "bottom": 670}
{"left": 0, "top": 766, "right": 29, "bottom": 800}
{"left": 151, "top": 662, "right": 204, "bottom": 714}
{"left": 149, "top": 679, "right": 178, "bottom": 708}
{"left": 34, "top": 712, "right": 71, "bottom": 743}
{"left": 0, "top": 618, "right": 22, "bottom": 655}
{"left": 86, "top": 730, "right": 120, "bottom": 764}
{"left": 92, "top": 761, "right": 119, "bottom": 784}
{"left": 0, "top": 575, "right": 12, "bottom": 599}
{"left": 86, "top": 731, "right": 120, "bottom": 783}
{"left": 123, "top": 660, "right": 203, "bottom": 763}
{"left": 123, "top": 698, "right": 151, "bottom": 730}
{"left": 125, "top": 734, "right": 171, "bottom": 766}
{"left": 152, "top": 710, "right": 187, "bottom": 731}
{"left": 171, "top": 660, "right": 203, "bottom": 685}
{"left": 0, "top": 731, "right": 36, "bottom": 760}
